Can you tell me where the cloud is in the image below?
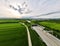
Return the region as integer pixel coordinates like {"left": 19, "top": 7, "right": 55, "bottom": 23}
{"left": 0, "top": 0, "right": 60, "bottom": 19}
{"left": 0, "top": 3, "right": 21, "bottom": 18}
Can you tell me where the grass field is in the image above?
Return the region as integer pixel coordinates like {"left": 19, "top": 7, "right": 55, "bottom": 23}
{"left": 0, "top": 19, "right": 19, "bottom": 23}
{"left": 39, "top": 21, "right": 60, "bottom": 39}
{"left": 0, "top": 19, "right": 52, "bottom": 46}
{"left": 0, "top": 23, "right": 28, "bottom": 46}
{"left": 39, "top": 21, "right": 60, "bottom": 31}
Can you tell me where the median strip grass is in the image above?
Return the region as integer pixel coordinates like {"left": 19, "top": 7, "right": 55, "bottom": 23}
{"left": 29, "top": 28, "right": 47, "bottom": 46}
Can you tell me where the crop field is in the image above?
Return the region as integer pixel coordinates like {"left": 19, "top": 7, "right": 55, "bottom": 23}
{"left": 1, "top": 19, "right": 59, "bottom": 46}
{"left": 39, "top": 21, "right": 60, "bottom": 31}
{"left": 39, "top": 20, "right": 60, "bottom": 39}
{"left": 0, "top": 23, "right": 28, "bottom": 46}
{"left": 0, "top": 19, "right": 46, "bottom": 46}
{"left": 0, "top": 19, "right": 19, "bottom": 23}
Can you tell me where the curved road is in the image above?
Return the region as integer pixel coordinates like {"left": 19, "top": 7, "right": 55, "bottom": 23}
{"left": 21, "top": 23, "right": 32, "bottom": 46}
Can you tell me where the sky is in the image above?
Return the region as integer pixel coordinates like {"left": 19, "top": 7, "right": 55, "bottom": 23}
{"left": 0, "top": 0, "right": 60, "bottom": 19}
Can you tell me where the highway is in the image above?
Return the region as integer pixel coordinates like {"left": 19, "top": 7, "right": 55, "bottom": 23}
{"left": 32, "top": 26, "right": 60, "bottom": 46}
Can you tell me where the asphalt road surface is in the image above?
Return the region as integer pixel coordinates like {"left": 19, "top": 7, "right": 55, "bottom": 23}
{"left": 32, "top": 26, "right": 60, "bottom": 46}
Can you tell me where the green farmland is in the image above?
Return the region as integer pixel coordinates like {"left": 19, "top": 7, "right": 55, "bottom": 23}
{"left": 0, "top": 23, "right": 28, "bottom": 46}
{"left": 0, "top": 19, "right": 47, "bottom": 46}
{"left": 39, "top": 20, "right": 60, "bottom": 39}
{"left": 39, "top": 22, "right": 60, "bottom": 31}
